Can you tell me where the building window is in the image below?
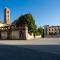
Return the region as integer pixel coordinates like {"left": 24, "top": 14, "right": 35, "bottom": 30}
{"left": 7, "top": 11, "right": 9, "bottom": 13}
{"left": 8, "top": 15, "right": 9, "bottom": 17}
{"left": 49, "top": 29, "right": 50, "bottom": 31}
{"left": 52, "top": 29, "right": 53, "bottom": 31}
{"left": 55, "top": 29, "right": 56, "bottom": 31}
{"left": 55, "top": 32, "right": 57, "bottom": 35}
{"left": 8, "top": 19, "right": 9, "bottom": 21}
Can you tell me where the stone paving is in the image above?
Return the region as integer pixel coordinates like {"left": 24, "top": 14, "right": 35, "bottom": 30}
{"left": 0, "top": 38, "right": 60, "bottom": 45}
{"left": 0, "top": 38, "right": 60, "bottom": 60}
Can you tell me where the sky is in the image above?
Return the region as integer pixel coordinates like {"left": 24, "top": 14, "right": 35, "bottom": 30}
{"left": 0, "top": 0, "right": 60, "bottom": 27}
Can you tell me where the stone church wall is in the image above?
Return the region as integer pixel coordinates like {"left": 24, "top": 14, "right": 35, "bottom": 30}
{"left": 1, "top": 31, "right": 7, "bottom": 39}
{"left": 0, "top": 26, "right": 41, "bottom": 40}
{"left": 11, "top": 30, "right": 19, "bottom": 39}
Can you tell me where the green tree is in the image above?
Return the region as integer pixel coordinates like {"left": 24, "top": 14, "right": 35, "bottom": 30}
{"left": 12, "top": 13, "right": 37, "bottom": 34}
{"left": 37, "top": 27, "right": 44, "bottom": 37}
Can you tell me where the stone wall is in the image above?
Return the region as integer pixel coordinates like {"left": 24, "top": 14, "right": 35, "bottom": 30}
{"left": 1, "top": 31, "right": 7, "bottom": 39}
{"left": 0, "top": 30, "right": 42, "bottom": 40}
{"left": 35, "top": 35, "right": 41, "bottom": 39}
{"left": 27, "top": 33, "right": 34, "bottom": 40}
{"left": 11, "top": 30, "right": 19, "bottom": 39}
{"left": 0, "top": 26, "right": 41, "bottom": 40}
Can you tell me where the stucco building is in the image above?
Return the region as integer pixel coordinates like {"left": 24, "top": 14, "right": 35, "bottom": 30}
{"left": 44, "top": 25, "right": 60, "bottom": 37}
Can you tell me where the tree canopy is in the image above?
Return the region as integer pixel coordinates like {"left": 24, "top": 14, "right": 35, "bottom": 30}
{"left": 37, "top": 27, "right": 44, "bottom": 37}
{"left": 12, "top": 13, "right": 37, "bottom": 33}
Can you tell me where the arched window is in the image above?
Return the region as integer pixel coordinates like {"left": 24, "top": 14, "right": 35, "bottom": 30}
{"left": 7, "top": 11, "right": 9, "bottom": 13}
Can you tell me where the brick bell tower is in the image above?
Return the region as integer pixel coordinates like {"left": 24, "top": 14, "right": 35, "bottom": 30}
{"left": 4, "top": 7, "right": 10, "bottom": 25}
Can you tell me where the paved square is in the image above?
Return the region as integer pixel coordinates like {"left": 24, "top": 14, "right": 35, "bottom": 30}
{"left": 0, "top": 38, "right": 60, "bottom": 60}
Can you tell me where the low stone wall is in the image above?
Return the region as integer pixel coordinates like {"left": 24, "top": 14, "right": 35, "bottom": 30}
{"left": 26, "top": 33, "right": 41, "bottom": 40}
{"left": 1, "top": 31, "right": 7, "bottom": 39}
{"left": 35, "top": 35, "right": 41, "bottom": 38}
{"left": 27, "top": 33, "right": 34, "bottom": 40}
{"left": 44, "top": 35, "right": 59, "bottom": 38}
{"left": 0, "top": 30, "right": 20, "bottom": 40}
{"left": 11, "top": 30, "right": 19, "bottom": 39}
{"left": 0, "top": 30, "right": 26, "bottom": 40}
{"left": 0, "top": 30, "right": 42, "bottom": 40}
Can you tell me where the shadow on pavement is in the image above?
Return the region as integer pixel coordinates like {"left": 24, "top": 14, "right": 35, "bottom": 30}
{"left": 0, "top": 45, "right": 60, "bottom": 60}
